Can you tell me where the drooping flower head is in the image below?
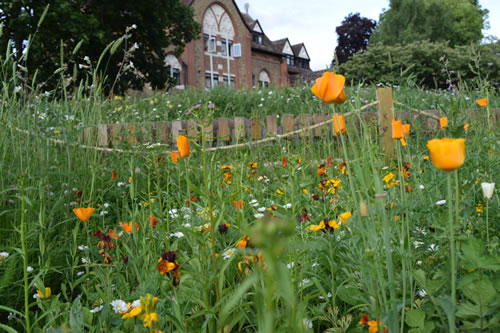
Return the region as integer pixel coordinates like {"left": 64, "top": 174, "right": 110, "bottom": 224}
{"left": 311, "top": 72, "right": 346, "bottom": 104}
{"left": 176, "top": 136, "right": 190, "bottom": 158}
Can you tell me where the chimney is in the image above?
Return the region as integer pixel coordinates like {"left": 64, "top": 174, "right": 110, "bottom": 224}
{"left": 244, "top": 3, "right": 249, "bottom": 15}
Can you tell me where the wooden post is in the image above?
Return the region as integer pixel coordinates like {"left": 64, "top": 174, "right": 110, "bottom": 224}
{"left": 266, "top": 115, "right": 278, "bottom": 137}
{"left": 377, "top": 87, "right": 394, "bottom": 163}
{"left": 218, "top": 118, "right": 231, "bottom": 142}
{"left": 186, "top": 120, "right": 199, "bottom": 142}
{"left": 234, "top": 117, "right": 247, "bottom": 141}
{"left": 154, "top": 122, "right": 171, "bottom": 144}
{"left": 250, "top": 117, "right": 262, "bottom": 140}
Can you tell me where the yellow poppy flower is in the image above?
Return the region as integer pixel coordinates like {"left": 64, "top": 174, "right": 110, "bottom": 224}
{"left": 73, "top": 208, "right": 95, "bottom": 222}
{"left": 177, "top": 136, "right": 190, "bottom": 158}
{"left": 311, "top": 72, "right": 346, "bottom": 104}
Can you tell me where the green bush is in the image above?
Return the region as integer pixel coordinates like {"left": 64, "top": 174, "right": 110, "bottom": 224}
{"left": 338, "top": 40, "right": 500, "bottom": 89}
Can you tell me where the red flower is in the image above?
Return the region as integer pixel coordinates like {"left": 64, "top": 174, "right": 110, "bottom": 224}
{"left": 327, "top": 157, "right": 333, "bottom": 168}
{"left": 112, "top": 169, "right": 117, "bottom": 180}
{"left": 282, "top": 157, "right": 287, "bottom": 167}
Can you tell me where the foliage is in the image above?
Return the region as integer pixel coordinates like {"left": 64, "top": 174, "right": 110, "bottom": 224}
{"left": 338, "top": 40, "right": 500, "bottom": 89}
{"left": 0, "top": 0, "right": 200, "bottom": 94}
{"left": 370, "top": 0, "right": 488, "bottom": 47}
{"left": 333, "top": 13, "right": 376, "bottom": 65}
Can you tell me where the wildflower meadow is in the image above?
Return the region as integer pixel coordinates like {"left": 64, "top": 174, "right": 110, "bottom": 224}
{"left": 0, "top": 44, "right": 499, "bottom": 333}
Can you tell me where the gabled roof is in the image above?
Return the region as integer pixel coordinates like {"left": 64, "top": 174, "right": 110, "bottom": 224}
{"left": 292, "top": 43, "right": 310, "bottom": 60}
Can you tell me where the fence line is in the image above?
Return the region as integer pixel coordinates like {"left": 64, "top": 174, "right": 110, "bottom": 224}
{"left": 6, "top": 88, "right": 497, "bottom": 155}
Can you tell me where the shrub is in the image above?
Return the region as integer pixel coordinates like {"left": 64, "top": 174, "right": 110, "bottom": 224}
{"left": 338, "top": 40, "right": 500, "bottom": 89}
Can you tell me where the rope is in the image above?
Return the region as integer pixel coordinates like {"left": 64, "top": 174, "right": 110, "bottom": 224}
{"left": 394, "top": 101, "right": 441, "bottom": 120}
{"left": 7, "top": 100, "right": 380, "bottom": 154}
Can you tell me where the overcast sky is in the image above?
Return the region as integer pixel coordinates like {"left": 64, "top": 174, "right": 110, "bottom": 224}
{"left": 234, "top": 0, "right": 500, "bottom": 71}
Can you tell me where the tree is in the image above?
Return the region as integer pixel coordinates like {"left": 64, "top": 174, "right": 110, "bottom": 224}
{"left": 333, "top": 13, "right": 376, "bottom": 65}
{"left": 0, "top": 0, "right": 201, "bottom": 93}
{"left": 370, "top": 0, "right": 488, "bottom": 47}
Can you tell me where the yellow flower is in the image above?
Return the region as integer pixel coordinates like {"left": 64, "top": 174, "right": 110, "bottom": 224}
{"left": 73, "top": 208, "right": 95, "bottom": 222}
{"left": 339, "top": 211, "right": 352, "bottom": 223}
{"left": 122, "top": 306, "right": 142, "bottom": 319}
{"left": 439, "top": 117, "right": 448, "bottom": 129}
{"left": 141, "top": 312, "right": 159, "bottom": 328}
{"left": 328, "top": 220, "right": 340, "bottom": 229}
{"left": 427, "top": 138, "right": 465, "bottom": 171}
{"left": 309, "top": 220, "right": 325, "bottom": 231}
{"left": 37, "top": 287, "right": 51, "bottom": 299}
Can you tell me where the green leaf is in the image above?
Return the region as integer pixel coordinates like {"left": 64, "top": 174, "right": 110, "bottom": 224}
{"left": 462, "top": 278, "right": 496, "bottom": 307}
{"left": 110, "top": 37, "right": 125, "bottom": 55}
{"left": 0, "top": 323, "right": 18, "bottom": 333}
{"left": 406, "top": 309, "right": 426, "bottom": 328}
{"left": 73, "top": 40, "right": 84, "bottom": 55}
{"left": 37, "top": 4, "right": 50, "bottom": 28}
{"left": 456, "top": 301, "right": 481, "bottom": 318}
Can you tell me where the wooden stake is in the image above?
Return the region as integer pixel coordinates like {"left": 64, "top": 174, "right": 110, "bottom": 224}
{"left": 377, "top": 87, "right": 394, "bottom": 163}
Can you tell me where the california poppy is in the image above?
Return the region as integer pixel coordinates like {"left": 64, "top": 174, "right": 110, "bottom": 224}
{"left": 391, "top": 120, "right": 404, "bottom": 139}
{"left": 73, "top": 208, "right": 95, "bottom": 222}
{"left": 171, "top": 151, "right": 179, "bottom": 163}
{"left": 403, "top": 123, "right": 411, "bottom": 135}
{"left": 120, "top": 221, "right": 140, "bottom": 234}
{"left": 177, "top": 136, "right": 190, "bottom": 158}
{"left": 464, "top": 123, "right": 470, "bottom": 131}
{"left": 476, "top": 98, "right": 487, "bottom": 107}
{"left": 427, "top": 138, "right": 465, "bottom": 171}
{"left": 232, "top": 200, "right": 245, "bottom": 211}
{"left": 439, "top": 117, "right": 448, "bottom": 130}
{"left": 311, "top": 72, "right": 346, "bottom": 104}
{"left": 332, "top": 114, "right": 346, "bottom": 135}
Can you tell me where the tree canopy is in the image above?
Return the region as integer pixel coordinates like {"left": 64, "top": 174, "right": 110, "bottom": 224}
{"left": 333, "top": 13, "right": 376, "bottom": 65}
{"left": 370, "top": 0, "right": 488, "bottom": 46}
{"left": 0, "top": 0, "right": 201, "bottom": 93}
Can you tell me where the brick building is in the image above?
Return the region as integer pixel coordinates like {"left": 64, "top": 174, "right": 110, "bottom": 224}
{"left": 166, "top": 0, "right": 312, "bottom": 89}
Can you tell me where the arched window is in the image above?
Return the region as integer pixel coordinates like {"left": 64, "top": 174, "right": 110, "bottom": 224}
{"left": 203, "top": 4, "right": 236, "bottom": 89}
{"left": 258, "top": 70, "right": 270, "bottom": 88}
{"left": 165, "top": 54, "right": 181, "bottom": 85}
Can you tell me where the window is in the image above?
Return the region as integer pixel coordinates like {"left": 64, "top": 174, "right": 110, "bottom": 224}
{"left": 230, "top": 76, "right": 235, "bottom": 88}
{"left": 205, "top": 73, "right": 212, "bottom": 89}
{"left": 172, "top": 68, "right": 180, "bottom": 85}
{"left": 252, "top": 32, "right": 263, "bottom": 45}
{"left": 213, "top": 74, "right": 219, "bottom": 87}
{"left": 204, "top": 34, "right": 209, "bottom": 51}
{"left": 228, "top": 40, "right": 233, "bottom": 57}
{"left": 204, "top": 34, "right": 216, "bottom": 53}
{"left": 221, "top": 38, "right": 227, "bottom": 56}
{"left": 286, "top": 55, "right": 295, "bottom": 66}
{"left": 223, "top": 75, "right": 229, "bottom": 87}
{"left": 258, "top": 70, "right": 270, "bottom": 88}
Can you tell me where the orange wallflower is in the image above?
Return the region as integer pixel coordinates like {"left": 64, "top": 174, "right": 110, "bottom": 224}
{"left": 332, "top": 114, "right": 346, "bottom": 135}
{"left": 476, "top": 98, "right": 487, "bottom": 107}
{"left": 391, "top": 120, "right": 404, "bottom": 139}
{"left": 177, "top": 136, "right": 190, "bottom": 158}
{"left": 171, "top": 151, "right": 179, "bottom": 163}
{"left": 232, "top": 200, "right": 246, "bottom": 210}
{"left": 311, "top": 72, "right": 346, "bottom": 104}
{"left": 120, "top": 221, "right": 140, "bottom": 234}
{"left": 148, "top": 216, "right": 158, "bottom": 228}
{"left": 427, "top": 138, "right": 465, "bottom": 171}
{"left": 73, "top": 208, "right": 95, "bottom": 222}
{"left": 439, "top": 117, "right": 448, "bottom": 129}
{"left": 237, "top": 235, "right": 249, "bottom": 249}
{"left": 112, "top": 169, "right": 117, "bottom": 180}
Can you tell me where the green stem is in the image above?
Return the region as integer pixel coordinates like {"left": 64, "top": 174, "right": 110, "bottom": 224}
{"left": 486, "top": 200, "right": 489, "bottom": 245}
{"left": 20, "top": 177, "right": 31, "bottom": 333}
{"left": 447, "top": 172, "right": 456, "bottom": 333}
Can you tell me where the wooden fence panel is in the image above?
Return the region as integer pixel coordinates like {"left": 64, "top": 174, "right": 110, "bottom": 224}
{"left": 154, "top": 122, "right": 171, "bottom": 144}
{"left": 282, "top": 114, "right": 295, "bottom": 135}
{"left": 171, "top": 120, "right": 184, "bottom": 141}
{"left": 186, "top": 120, "right": 199, "bottom": 141}
{"left": 126, "top": 123, "right": 137, "bottom": 145}
{"left": 313, "top": 114, "right": 330, "bottom": 137}
{"left": 266, "top": 115, "right": 278, "bottom": 137}
{"left": 218, "top": 118, "right": 231, "bottom": 142}
{"left": 297, "top": 114, "right": 312, "bottom": 137}
{"left": 251, "top": 117, "right": 263, "bottom": 140}
{"left": 97, "top": 125, "right": 108, "bottom": 147}
{"left": 234, "top": 117, "right": 247, "bottom": 141}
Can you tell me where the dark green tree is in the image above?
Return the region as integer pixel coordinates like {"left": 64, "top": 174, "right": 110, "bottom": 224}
{"left": 370, "top": 0, "right": 488, "bottom": 46}
{"left": 0, "top": 0, "right": 200, "bottom": 93}
{"left": 333, "top": 13, "right": 376, "bottom": 65}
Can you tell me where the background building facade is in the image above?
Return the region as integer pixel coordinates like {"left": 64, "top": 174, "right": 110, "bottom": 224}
{"left": 169, "top": 0, "right": 312, "bottom": 89}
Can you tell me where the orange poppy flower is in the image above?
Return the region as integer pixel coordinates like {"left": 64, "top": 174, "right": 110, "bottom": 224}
{"left": 282, "top": 157, "right": 287, "bottom": 167}
{"left": 476, "top": 98, "right": 487, "bottom": 107}
{"left": 112, "top": 169, "right": 117, "bottom": 180}
{"left": 427, "top": 138, "right": 465, "bottom": 171}
{"left": 177, "top": 136, "right": 190, "bottom": 158}
{"left": 232, "top": 200, "right": 246, "bottom": 210}
{"left": 171, "top": 151, "right": 179, "bottom": 163}
{"left": 400, "top": 137, "right": 407, "bottom": 147}
{"left": 464, "top": 122, "right": 470, "bottom": 131}
{"left": 120, "top": 221, "right": 140, "bottom": 234}
{"left": 403, "top": 123, "right": 411, "bottom": 135}
{"left": 73, "top": 208, "right": 95, "bottom": 222}
{"left": 391, "top": 120, "right": 404, "bottom": 139}
{"left": 439, "top": 117, "right": 448, "bottom": 129}
{"left": 332, "top": 114, "right": 346, "bottom": 135}
{"left": 148, "top": 216, "right": 158, "bottom": 228}
{"left": 311, "top": 72, "right": 346, "bottom": 104}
